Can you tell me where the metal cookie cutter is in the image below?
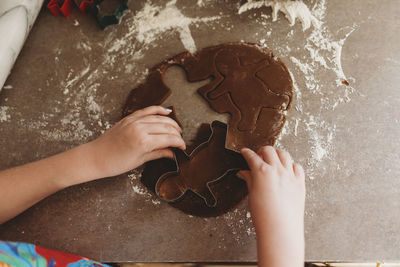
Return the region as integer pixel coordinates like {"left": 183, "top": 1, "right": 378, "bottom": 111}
{"left": 90, "top": 0, "right": 128, "bottom": 29}
{"left": 155, "top": 120, "right": 249, "bottom": 208}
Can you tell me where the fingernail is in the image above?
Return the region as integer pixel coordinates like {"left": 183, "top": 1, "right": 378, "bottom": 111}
{"left": 236, "top": 172, "right": 245, "bottom": 180}
{"left": 241, "top": 147, "right": 251, "bottom": 153}
{"left": 164, "top": 107, "right": 172, "bottom": 113}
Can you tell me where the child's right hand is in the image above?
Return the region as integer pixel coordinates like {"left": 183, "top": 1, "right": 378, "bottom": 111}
{"left": 86, "top": 106, "right": 185, "bottom": 180}
{"left": 238, "top": 146, "right": 305, "bottom": 267}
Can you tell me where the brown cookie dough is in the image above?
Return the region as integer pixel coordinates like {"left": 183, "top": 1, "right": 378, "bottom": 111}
{"left": 124, "top": 43, "right": 292, "bottom": 151}
{"left": 123, "top": 42, "right": 293, "bottom": 216}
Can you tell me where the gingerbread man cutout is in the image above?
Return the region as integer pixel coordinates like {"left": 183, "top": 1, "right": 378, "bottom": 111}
{"left": 205, "top": 49, "right": 289, "bottom": 131}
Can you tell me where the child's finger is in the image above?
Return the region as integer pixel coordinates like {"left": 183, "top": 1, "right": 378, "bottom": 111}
{"left": 276, "top": 149, "right": 293, "bottom": 168}
{"left": 257, "top": 146, "right": 280, "bottom": 166}
{"left": 122, "top": 115, "right": 181, "bottom": 134}
{"left": 237, "top": 170, "right": 252, "bottom": 189}
{"left": 128, "top": 106, "right": 171, "bottom": 119}
{"left": 143, "top": 149, "right": 174, "bottom": 162}
{"left": 150, "top": 134, "right": 186, "bottom": 151}
{"left": 293, "top": 163, "right": 305, "bottom": 179}
{"left": 140, "top": 115, "right": 180, "bottom": 125}
{"left": 241, "top": 148, "right": 265, "bottom": 171}
{"left": 144, "top": 123, "right": 182, "bottom": 137}
{"left": 139, "top": 115, "right": 182, "bottom": 132}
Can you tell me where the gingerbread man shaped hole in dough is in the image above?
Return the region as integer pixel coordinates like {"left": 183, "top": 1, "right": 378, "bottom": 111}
{"left": 209, "top": 49, "right": 289, "bottom": 132}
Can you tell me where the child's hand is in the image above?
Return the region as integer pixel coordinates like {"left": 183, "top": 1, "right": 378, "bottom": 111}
{"left": 86, "top": 106, "right": 185, "bottom": 179}
{"left": 238, "top": 146, "right": 305, "bottom": 267}
{"left": 0, "top": 106, "right": 185, "bottom": 223}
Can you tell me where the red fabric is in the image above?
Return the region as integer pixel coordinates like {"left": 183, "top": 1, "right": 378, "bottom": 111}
{"left": 75, "top": 0, "right": 94, "bottom": 13}
{"left": 47, "top": 0, "right": 95, "bottom": 17}
{"left": 47, "top": 0, "right": 73, "bottom": 17}
{"left": 35, "top": 245, "right": 88, "bottom": 266}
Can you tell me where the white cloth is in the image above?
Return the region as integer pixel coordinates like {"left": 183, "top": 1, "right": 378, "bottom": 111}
{"left": 0, "top": 0, "right": 43, "bottom": 91}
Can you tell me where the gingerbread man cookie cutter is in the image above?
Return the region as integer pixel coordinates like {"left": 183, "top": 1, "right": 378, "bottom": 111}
{"left": 90, "top": 0, "right": 128, "bottom": 29}
{"left": 155, "top": 120, "right": 249, "bottom": 207}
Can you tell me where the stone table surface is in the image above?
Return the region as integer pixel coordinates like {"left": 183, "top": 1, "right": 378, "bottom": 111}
{"left": 0, "top": 0, "right": 400, "bottom": 263}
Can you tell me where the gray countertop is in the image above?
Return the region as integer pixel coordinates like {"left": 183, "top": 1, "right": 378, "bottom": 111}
{"left": 0, "top": 0, "right": 399, "bottom": 262}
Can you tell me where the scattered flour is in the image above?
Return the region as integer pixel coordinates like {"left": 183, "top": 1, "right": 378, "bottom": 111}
{"left": 0, "top": 106, "right": 10, "bottom": 122}
{"left": 385, "top": 57, "right": 400, "bottom": 65}
{"left": 303, "top": 2, "right": 357, "bottom": 88}
{"left": 303, "top": 114, "right": 336, "bottom": 179}
{"left": 128, "top": 170, "right": 147, "bottom": 195}
{"left": 247, "top": 0, "right": 357, "bottom": 180}
{"left": 128, "top": 0, "right": 220, "bottom": 53}
{"left": 196, "top": 0, "right": 214, "bottom": 7}
{"left": 151, "top": 199, "right": 161, "bottom": 205}
{"left": 221, "top": 207, "right": 255, "bottom": 244}
{"left": 128, "top": 170, "right": 161, "bottom": 205}
{"left": 76, "top": 41, "right": 92, "bottom": 52}
{"left": 131, "top": 184, "right": 147, "bottom": 195}
{"left": 197, "top": 0, "right": 205, "bottom": 7}
{"left": 239, "top": 0, "right": 320, "bottom": 30}
{"left": 36, "top": 65, "right": 112, "bottom": 142}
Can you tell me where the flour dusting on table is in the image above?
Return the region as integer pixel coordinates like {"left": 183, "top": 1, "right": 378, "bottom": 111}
{"left": 0, "top": 106, "right": 10, "bottom": 122}
{"left": 221, "top": 207, "right": 256, "bottom": 243}
{"left": 244, "top": 0, "right": 357, "bottom": 180}
{"left": 239, "top": 0, "right": 320, "bottom": 30}
{"left": 128, "top": 170, "right": 161, "bottom": 204}
{"left": 126, "top": 0, "right": 220, "bottom": 53}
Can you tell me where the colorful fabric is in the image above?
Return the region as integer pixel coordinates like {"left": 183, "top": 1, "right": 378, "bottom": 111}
{"left": 0, "top": 241, "right": 110, "bottom": 267}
